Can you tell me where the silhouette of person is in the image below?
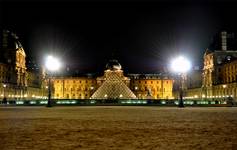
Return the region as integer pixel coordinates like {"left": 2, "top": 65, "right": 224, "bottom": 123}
{"left": 2, "top": 97, "right": 7, "bottom": 105}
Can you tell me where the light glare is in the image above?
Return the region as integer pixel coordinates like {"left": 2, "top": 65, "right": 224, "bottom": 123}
{"left": 171, "top": 56, "right": 191, "bottom": 73}
{"left": 45, "top": 56, "right": 61, "bottom": 71}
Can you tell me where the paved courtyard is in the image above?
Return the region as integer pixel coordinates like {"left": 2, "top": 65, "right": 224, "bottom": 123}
{"left": 0, "top": 106, "right": 237, "bottom": 149}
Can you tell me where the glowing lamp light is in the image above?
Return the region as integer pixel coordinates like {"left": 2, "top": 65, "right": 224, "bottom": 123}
{"left": 45, "top": 56, "right": 61, "bottom": 71}
{"left": 171, "top": 56, "right": 191, "bottom": 108}
{"left": 45, "top": 55, "right": 61, "bottom": 107}
{"left": 171, "top": 56, "right": 191, "bottom": 73}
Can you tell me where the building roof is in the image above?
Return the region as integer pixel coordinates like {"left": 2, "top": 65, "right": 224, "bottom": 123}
{"left": 1, "top": 30, "right": 24, "bottom": 50}
{"left": 105, "top": 59, "right": 122, "bottom": 71}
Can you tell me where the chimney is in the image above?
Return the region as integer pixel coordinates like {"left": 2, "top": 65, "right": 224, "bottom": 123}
{"left": 221, "top": 31, "right": 227, "bottom": 51}
{"left": 2, "top": 30, "right": 9, "bottom": 48}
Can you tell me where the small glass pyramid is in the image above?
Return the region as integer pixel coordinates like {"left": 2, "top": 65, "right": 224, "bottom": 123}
{"left": 91, "top": 69, "right": 137, "bottom": 99}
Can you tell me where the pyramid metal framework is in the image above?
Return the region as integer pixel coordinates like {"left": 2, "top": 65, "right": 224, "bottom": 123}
{"left": 91, "top": 70, "right": 137, "bottom": 99}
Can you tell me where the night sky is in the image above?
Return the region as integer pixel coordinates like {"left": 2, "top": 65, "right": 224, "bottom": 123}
{"left": 1, "top": 0, "right": 237, "bottom": 74}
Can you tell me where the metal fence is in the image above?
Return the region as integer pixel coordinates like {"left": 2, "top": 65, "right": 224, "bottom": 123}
{"left": 0, "top": 99, "right": 235, "bottom": 106}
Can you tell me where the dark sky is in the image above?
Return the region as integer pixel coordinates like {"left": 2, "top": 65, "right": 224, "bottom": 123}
{"left": 1, "top": 0, "right": 237, "bottom": 74}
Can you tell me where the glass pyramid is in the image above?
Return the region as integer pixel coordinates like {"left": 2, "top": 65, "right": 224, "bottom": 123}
{"left": 91, "top": 70, "right": 137, "bottom": 99}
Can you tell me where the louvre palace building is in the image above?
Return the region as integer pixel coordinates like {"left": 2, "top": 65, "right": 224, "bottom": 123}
{"left": 1, "top": 29, "right": 237, "bottom": 102}
{"left": 0, "top": 30, "right": 173, "bottom": 100}
{"left": 0, "top": 30, "right": 48, "bottom": 100}
{"left": 53, "top": 59, "right": 173, "bottom": 100}
{"left": 181, "top": 31, "right": 237, "bottom": 101}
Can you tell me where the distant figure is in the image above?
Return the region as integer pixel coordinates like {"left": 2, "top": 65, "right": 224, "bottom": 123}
{"left": 2, "top": 97, "right": 7, "bottom": 105}
{"left": 227, "top": 96, "right": 234, "bottom": 107}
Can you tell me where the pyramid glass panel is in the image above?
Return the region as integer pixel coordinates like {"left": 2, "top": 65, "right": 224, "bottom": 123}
{"left": 91, "top": 70, "right": 137, "bottom": 99}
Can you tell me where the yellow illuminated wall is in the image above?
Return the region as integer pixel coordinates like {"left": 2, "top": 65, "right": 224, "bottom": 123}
{"left": 221, "top": 60, "right": 237, "bottom": 83}
{"left": 203, "top": 51, "right": 214, "bottom": 87}
{"left": 0, "top": 30, "right": 47, "bottom": 100}
{"left": 53, "top": 77, "right": 97, "bottom": 99}
{"left": 15, "top": 48, "right": 27, "bottom": 86}
{"left": 52, "top": 76, "right": 173, "bottom": 99}
{"left": 130, "top": 79, "right": 173, "bottom": 99}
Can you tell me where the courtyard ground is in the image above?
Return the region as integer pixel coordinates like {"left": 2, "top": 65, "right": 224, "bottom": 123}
{"left": 0, "top": 106, "right": 236, "bottom": 150}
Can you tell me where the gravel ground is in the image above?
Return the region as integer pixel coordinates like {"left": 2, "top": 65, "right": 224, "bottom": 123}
{"left": 0, "top": 106, "right": 237, "bottom": 150}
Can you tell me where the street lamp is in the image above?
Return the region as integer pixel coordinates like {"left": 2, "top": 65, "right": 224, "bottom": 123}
{"left": 2, "top": 84, "right": 7, "bottom": 104}
{"left": 171, "top": 56, "right": 191, "bottom": 107}
{"left": 45, "top": 55, "right": 61, "bottom": 107}
{"left": 3, "top": 84, "right": 6, "bottom": 98}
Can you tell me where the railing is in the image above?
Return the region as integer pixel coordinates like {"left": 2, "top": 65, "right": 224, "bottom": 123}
{"left": 0, "top": 99, "right": 235, "bottom": 106}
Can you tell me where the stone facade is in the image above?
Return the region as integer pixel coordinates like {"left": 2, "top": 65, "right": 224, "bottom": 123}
{"left": 128, "top": 74, "right": 173, "bottom": 99}
{"left": 183, "top": 31, "right": 237, "bottom": 101}
{"left": 0, "top": 30, "right": 47, "bottom": 100}
{"left": 53, "top": 77, "right": 96, "bottom": 99}
{"left": 52, "top": 61, "right": 174, "bottom": 100}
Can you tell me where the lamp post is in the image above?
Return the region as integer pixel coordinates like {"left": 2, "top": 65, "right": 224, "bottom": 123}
{"left": 2, "top": 84, "right": 7, "bottom": 105}
{"left": 45, "top": 56, "right": 61, "bottom": 107}
{"left": 171, "top": 56, "right": 191, "bottom": 107}
{"left": 3, "top": 84, "right": 6, "bottom": 98}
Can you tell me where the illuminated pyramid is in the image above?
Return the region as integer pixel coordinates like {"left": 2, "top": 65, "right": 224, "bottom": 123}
{"left": 91, "top": 60, "right": 137, "bottom": 99}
